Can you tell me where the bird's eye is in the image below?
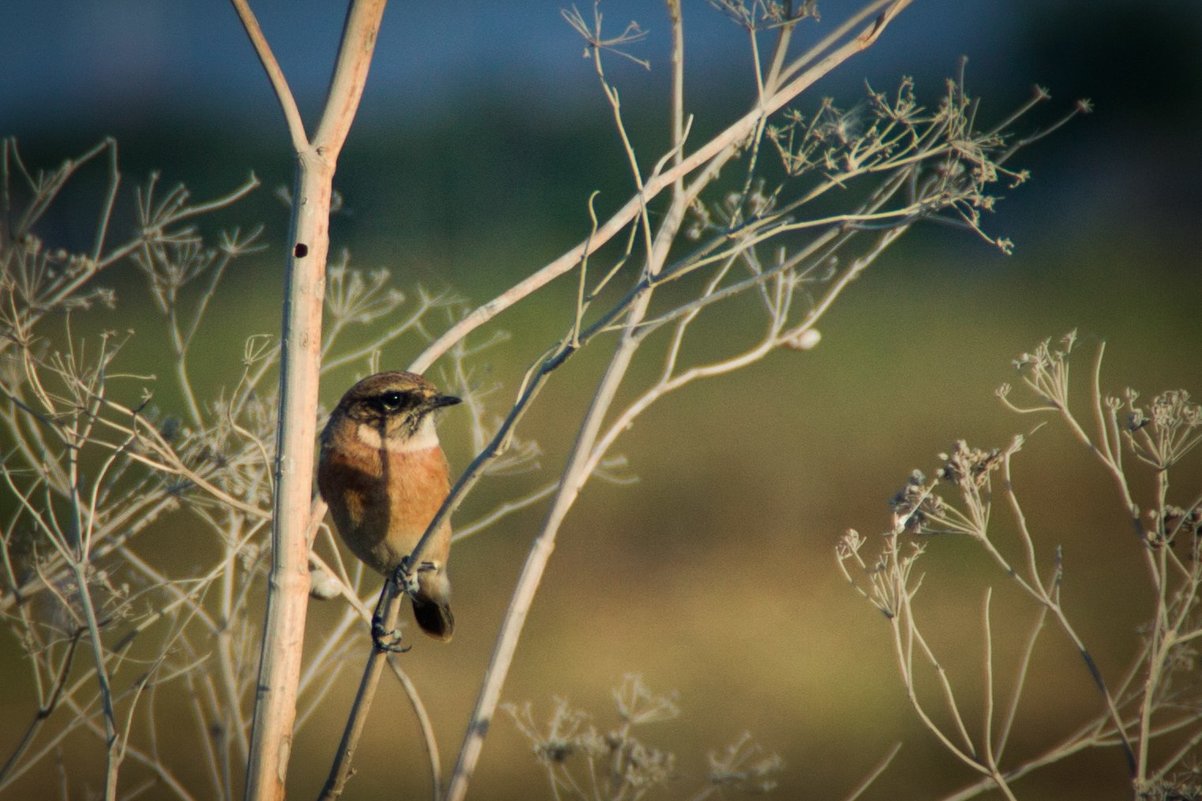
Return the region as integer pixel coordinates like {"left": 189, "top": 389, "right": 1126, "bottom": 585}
{"left": 376, "top": 392, "right": 405, "bottom": 412}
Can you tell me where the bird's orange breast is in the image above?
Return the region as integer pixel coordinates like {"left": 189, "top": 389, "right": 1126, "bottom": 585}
{"left": 318, "top": 434, "right": 452, "bottom": 576}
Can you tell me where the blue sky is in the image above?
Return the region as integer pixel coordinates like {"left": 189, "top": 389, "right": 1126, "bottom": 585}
{"left": 5, "top": 2, "right": 1017, "bottom": 134}
{"left": 5, "top": 1, "right": 1201, "bottom": 263}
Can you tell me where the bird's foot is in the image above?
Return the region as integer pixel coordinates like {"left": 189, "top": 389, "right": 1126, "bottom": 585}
{"left": 394, "top": 557, "right": 438, "bottom": 596}
{"left": 371, "top": 617, "right": 410, "bottom": 654}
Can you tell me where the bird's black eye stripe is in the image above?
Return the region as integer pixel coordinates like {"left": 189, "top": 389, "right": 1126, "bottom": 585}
{"left": 375, "top": 391, "right": 407, "bottom": 412}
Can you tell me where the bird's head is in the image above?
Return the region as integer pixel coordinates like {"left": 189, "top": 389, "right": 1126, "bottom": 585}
{"left": 330, "top": 371, "right": 461, "bottom": 447}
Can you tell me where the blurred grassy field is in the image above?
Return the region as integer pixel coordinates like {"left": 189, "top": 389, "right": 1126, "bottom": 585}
{"left": 4, "top": 205, "right": 1197, "bottom": 800}
{"left": 296, "top": 230, "right": 1197, "bottom": 800}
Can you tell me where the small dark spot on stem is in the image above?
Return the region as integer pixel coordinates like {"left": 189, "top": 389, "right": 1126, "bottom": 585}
{"left": 294, "top": 243, "right": 308, "bottom": 258}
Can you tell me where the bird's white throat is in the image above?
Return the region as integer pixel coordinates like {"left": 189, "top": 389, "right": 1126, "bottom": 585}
{"left": 356, "top": 415, "right": 440, "bottom": 453}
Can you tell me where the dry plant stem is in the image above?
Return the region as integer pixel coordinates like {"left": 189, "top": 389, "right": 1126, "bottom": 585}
{"left": 400, "top": 0, "right": 911, "bottom": 611}
{"left": 0, "top": 450, "right": 236, "bottom": 617}
{"left": 453, "top": 481, "right": 560, "bottom": 543}
{"left": 218, "top": 521, "right": 253, "bottom": 764}
{"left": 39, "top": 383, "right": 125, "bottom": 799}
{"left": 892, "top": 567, "right": 980, "bottom": 766}
{"left": 839, "top": 742, "right": 903, "bottom": 801}
{"left": 998, "top": 451, "right": 1136, "bottom": 771}
{"left": 242, "top": 149, "right": 331, "bottom": 801}
{"left": 937, "top": 717, "right": 1118, "bottom": 801}
{"left": 882, "top": 434, "right": 1137, "bottom": 781}
{"left": 408, "top": 0, "right": 912, "bottom": 374}
{"left": 302, "top": 556, "right": 442, "bottom": 798}
{"left": 232, "top": 2, "right": 388, "bottom": 800}
{"left": 318, "top": 582, "right": 404, "bottom": 801}
{"left": 2, "top": 602, "right": 205, "bottom": 798}
{"left": 228, "top": 0, "right": 307, "bottom": 153}
{"left": 69, "top": 420, "right": 120, "bottom": 764}
{"left": 443, "top": 82, "right": 680, "bottom": 801}
{"left": 387, "top": 659, "right": 443, "bottom": 801}
{"left": 890, "top": 447, "right": 1135, "bottom": 788}
{"left": 995, "top": 605, "right": 1049, "bottom": 761}
{"left": 936, "top": 664, "right": 1157, "bottom": 801}
{"left": 589, "top": 224, "right": 909, "bottom": 476}
{"left": 444, "top": 269, "right": 661, "bottom": 801}
{"left": 0, "top": 546, "right": 229, "bottom": 794}
{"left": 61, "top": 684, "right": 199, "bottom": 801}
{"left": 439, "top": 8, "right": 914, "bottom": 800}
{"left": 979, "top": 590, "right": 1018, "bottom": 801}
{"left": 74, "top": 553, "right": 121, "bottom": 801}
{"left": 0, "top": 630, "right": 82, "bottom": 786}
{"left": 3, "top": 137, "right": 114, "bottom": 315}
{"left": 835, "top": 346, "right": 1199, "bottom": 797}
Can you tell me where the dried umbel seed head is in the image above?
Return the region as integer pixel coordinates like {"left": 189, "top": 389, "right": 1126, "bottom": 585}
{"left": 936, "top": 440, "right": 1004, "bottom": 489}
{"left": 889, "top": 470, "right": 944, "bottom": 533}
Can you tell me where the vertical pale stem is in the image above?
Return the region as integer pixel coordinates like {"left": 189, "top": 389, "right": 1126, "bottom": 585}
{"left": 443, "top": 289, "right": 658, "bottom": 801}
{"left": 239, "top": 2, "right": 387, "bottom": 798}
{"left": 243, "top": 148, "right": 332, "bottom": 801}
{"left": 444, "top": 9, "right": 690, "bottom": 786}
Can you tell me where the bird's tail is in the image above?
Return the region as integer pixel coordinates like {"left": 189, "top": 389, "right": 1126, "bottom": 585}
{"left": 412, "top": 597, "right": 454, "bottom": 641}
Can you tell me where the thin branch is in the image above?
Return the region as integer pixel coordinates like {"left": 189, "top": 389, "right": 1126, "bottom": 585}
{"left": 409, "top": 0, "right": 913, "bottom": 374}
{"left": 227, "top": 0, "right": 308, "bottom": 152}
{"left": 317, "top": 581, "right": 404, "bottom": 801}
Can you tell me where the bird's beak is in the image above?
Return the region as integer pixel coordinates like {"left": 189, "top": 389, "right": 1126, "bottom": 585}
{"left": 428, "top": 394, "right": 462, "bottom": 410}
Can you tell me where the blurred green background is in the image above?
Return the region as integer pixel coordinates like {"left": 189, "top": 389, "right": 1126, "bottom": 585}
{"left": 3, "top": 2, "right": 1201, "bottom": 799}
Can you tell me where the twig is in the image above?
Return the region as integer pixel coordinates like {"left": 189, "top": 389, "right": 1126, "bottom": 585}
{"left": 840, "top": 742, "right": 903, "bottom": 801}
{"left": 318, "top": 580, "right": 405, "bottom": 801}
{"left": 235, "top": 3, "right": 389, "bottom": 800}
{"left": 408, "top": 0, "right": 913, "bottom": 374}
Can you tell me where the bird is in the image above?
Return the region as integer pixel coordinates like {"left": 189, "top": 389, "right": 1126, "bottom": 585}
{"left": 317, "top": 371, "right": 461, "bottom": 642}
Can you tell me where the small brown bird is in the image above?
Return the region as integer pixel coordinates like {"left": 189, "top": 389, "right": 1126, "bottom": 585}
{"left": 317, "top": 371, "right": 461, "bottom": 641}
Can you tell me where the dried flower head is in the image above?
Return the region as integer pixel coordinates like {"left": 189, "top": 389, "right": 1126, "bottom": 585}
{"left": 889, "top": 470, "right": 943, "bottom": 534}
{"left": 936, "top": 440, "right": 1004, "bottom": 490}
{"left": 707, "top": 731, "right": 784, "bottom": 793}
{"left": 1124, "top": 389, "right": 1202, "bottom": 469}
